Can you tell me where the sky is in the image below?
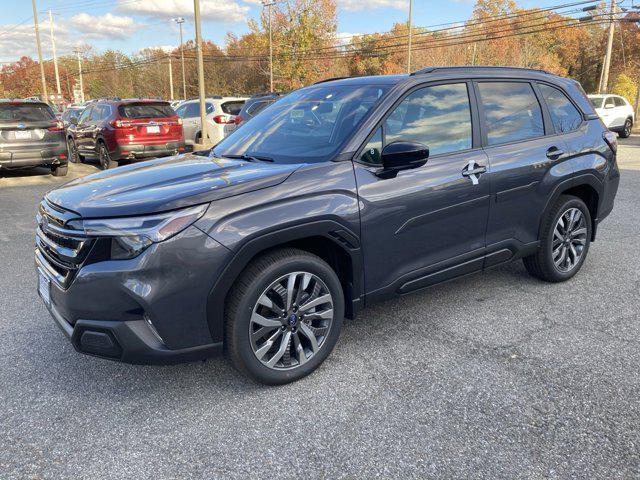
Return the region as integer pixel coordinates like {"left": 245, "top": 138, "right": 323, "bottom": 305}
{"left": 0, "top": 0, "right": 577, "bottom": 63}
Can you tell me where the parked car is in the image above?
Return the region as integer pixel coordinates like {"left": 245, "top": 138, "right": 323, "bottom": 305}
{"left": 170, "top": 100, "right": 184, "bottom": 110}
{"left": 0, "top": 99, "right": 68, "bottom": 176}
{"left": 60, "top": 105, "right": 85, "bottom": 128}
{"left": 66, "top": 98, "right": 185, "bottom": 169}
{"left": 175, "top": 96, "right": 247, "bottom": 146}
{"left": 588, "top": 94, "right": 634, "bottom": 138}
{"left": 236, "top": 92, "right": 284, "bottom": 125}
{"left": 36, "top": 67, "right": 619, "bottom": 384}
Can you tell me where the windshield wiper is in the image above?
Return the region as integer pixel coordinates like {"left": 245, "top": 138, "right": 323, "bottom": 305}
{"left": 221, "top": 153, "right": 274, "bottom": 163}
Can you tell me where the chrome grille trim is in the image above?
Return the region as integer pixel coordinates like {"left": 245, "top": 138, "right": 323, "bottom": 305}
{"left": 35, "top": 199, "right": 93, "bottom": 288}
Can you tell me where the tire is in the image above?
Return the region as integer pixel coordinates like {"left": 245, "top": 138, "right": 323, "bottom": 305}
{"left": 225, "top": 248, "right": 344, "bottom": 385}
{"left": 523, "top": 195, "right": 592, "bottom": 282}
{"left": 98, "top": 142, "right": 118, "bottom": 170}
{"left": 67, "top": 137, "right": 80, "bottom": 163}
{"left": 51, "top": 164, "right": 68, "bottom": 177}
{"left": 619, "top": 118, "right": 632, "bottom": 138}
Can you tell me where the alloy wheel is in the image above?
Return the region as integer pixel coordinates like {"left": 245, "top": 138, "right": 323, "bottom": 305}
{"left": 99, "top": 145, "right": 110, "bottom": 170}
{"left": 67, "top": 138, "right": 77, "bottom": 163}
{"left": 249, "top": 271, "right": 334, "bottom": 370}
{"left": 552, "top": 207, "right": 588, "bottom": 273}
{"left": 624, "top": 120, "right": 631, "bottom": 137}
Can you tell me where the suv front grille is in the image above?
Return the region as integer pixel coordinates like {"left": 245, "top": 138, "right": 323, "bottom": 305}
{"left": 35, "top": 200, "right": 93, "bottom": 288}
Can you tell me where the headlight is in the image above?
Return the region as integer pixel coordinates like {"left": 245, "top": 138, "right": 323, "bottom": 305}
{"left": 68, "top": 204, "right": 208, "bottom": 259}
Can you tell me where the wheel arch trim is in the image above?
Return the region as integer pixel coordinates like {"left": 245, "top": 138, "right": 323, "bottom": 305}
{"left": 205, "top": 220, "right": 363, "bottom": 343}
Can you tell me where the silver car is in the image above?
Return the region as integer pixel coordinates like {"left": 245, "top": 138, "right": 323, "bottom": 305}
{"left": 175, "top": 96, "right": 247, "bottom": 146}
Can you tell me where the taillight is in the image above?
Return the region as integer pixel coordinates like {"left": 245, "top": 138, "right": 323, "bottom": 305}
{"left": 603, "top": 130, "right": 617, "bottom": 153}
{"left": 48, "top": 121, "right": 64, "bottom": 131}
{"left": 212, "top": 114, "right": 240, "bottom": 125}
{"left": 177, "top": 118, "right": 183, "bottom": 125}
{"left": 111, "top": 119, "right": 130, "bottom": 128}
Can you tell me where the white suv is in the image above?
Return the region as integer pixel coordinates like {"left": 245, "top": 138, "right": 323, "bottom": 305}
{"left": 175, "top": 96, "right": 247, "bottom": 146}
{"left": 588, "top": 94, "right": 634, "bottom": 138}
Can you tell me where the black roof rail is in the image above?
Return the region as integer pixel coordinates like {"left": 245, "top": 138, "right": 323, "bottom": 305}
{"left": 410, "top": 65, "right": 551, "bottom": 76}
{"left": 313, "top": 76, "right": 352, "bottom": 85}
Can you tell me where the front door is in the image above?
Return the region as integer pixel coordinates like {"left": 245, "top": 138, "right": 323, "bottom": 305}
{"left": 353, "top": 82, "right": 491, "bottom": 297}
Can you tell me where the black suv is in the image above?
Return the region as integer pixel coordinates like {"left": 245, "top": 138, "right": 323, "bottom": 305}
{"left": 0, "top": 100, "right": 68, "bottom": 176}
{"left": 35, "top": 67, "right": 619, "bottom": 384}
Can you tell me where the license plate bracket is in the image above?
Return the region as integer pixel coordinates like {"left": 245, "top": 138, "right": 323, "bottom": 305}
{"left": 14, "top": 130, "right": 31, "bottom": 140}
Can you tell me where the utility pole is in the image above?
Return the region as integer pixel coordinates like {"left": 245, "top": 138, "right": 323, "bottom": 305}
{"left": 74, "top": 48, "right": 85, "bottom": 103}
{"left": 600, "top": 0, "right": 616, "bottom": 94}
{"left": 48, "top": 10, "right": 61, "bottom": 100}
{"left": 407, "top": 0, "right": 413, "bottom": 73}
{"left": 193, "top": 0, "right": 209, "bottom": 145}
{"left": 168, "top": 56, "right": 174, "bottom": 101}
{"left": 174, "top": 17, "right": 187, "bottom": 99}
{"left": 262, "top": 1, "right": 275, "bottom": 92}
{"left": 471, "top": 43, "right": 477, "bottom": 66}
{"left": 31, "top": 0, "right": 48, "bottom": 102}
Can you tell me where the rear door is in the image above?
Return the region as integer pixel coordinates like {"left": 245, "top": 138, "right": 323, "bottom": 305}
{"left": 75, "top": 106, "right": 95, "bottom": 153}
{"left": 478, "top": 80, "right": 569, "bottom": 256}
{"left": 611, "top": 97, "right": 628, "bottom": 128}
{"left": 0, "top": 102, "right": 60, "bottom": 163}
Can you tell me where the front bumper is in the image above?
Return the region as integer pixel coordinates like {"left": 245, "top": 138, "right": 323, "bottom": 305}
{"left": 36, "top": 225, "right": 232, "bottom": 365}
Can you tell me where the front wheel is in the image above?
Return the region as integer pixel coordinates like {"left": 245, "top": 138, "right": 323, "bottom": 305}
{"left": 225, "top": 248, "right": 344, "bottom": 385}
{"left": 523, "top": 195, "right": 591, "bottom": 282}
{"left": 67, "top": 137, "right": 80, "bottom": 163}
{"left": 619, "top": 118, "right": 632, "bottom": 138}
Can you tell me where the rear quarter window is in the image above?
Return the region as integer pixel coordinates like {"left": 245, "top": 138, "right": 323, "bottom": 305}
{"left": 0, "top": 103, "right": 55, "bottom": 122}
{"left": 118, "top": 102, "right": 175, "bottom": 119}
{"left": 538, "top": 83, "right": 583, "bottom": 133}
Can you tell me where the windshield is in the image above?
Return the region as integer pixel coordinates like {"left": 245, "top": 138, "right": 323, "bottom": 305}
{"left": 213, "top": 84, "right": 390, "bottom": 164}
{"left": 589, "top": 97, "right": 604, "bottom": 109}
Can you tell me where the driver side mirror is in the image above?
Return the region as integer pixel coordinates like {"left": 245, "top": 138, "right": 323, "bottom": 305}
{"left": 377, "top": 141, "right": 429, "bottom": 178}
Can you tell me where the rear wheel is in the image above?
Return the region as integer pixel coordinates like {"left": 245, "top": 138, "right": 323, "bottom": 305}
{"left": 523, "top": 195, "right": 591, "bottom": 282}
{"left": 225, "top": 248, "right": 344, "bottom": 385}
{"left": 51, "top": 164, "right": 68, "bottom": 177}
{"left": 619, "top": 118, "right": 632, "bottom": 138}
{"left": 98, "top": 142, "right": 118, "bottom": 170}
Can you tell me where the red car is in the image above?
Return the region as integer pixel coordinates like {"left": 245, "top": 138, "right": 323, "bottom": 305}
{"left": 66, "top": 99, "right": 185, "bottom": 169}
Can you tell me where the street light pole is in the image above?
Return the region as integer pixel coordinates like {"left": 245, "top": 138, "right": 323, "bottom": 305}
{"left": 193, "top": 0, "right": 209, "bottom": 145}
{"left": 168, "top": 56, "right": 174, "bottom": 101}
{"left": 174, "top": 17, "right": 187, "bottom": 100}
{"left": 48, "top": 9, "right": 61, "bottom": 100}
{"left": 262, "top": 1, "right": 275, "bottom": 92}
{"left": 31, "top": 0, "right": 48, "bottom": 102}
{"left": 407, "top": 0, "right": 413, "bottom": 73}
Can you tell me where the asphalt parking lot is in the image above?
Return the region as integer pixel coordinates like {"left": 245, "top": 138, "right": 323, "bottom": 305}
{"left": 1, "top": 138, "right": 639, "bottom": 479}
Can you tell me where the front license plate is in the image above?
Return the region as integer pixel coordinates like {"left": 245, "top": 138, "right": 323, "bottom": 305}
{"left": 14, "top": 130, "right": 31, "bottom": 139}
{"left": 38, "top": 271, "right": 50, "bottom": 305}
{"left": 146, "top": 125, "right": 160, "bottom": 134}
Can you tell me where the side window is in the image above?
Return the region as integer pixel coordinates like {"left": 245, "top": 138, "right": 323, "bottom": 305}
{"left": 206, "top": 103, "right": 214, "bottom": 114}
{"left": 478, "top": 82, "right": 544, "bottom": 145}
{"left": 604, "top": 97, "right": 615, "bottom": 108}
{"left": 383, "top": 83, "right": 473, "bottom": 156}
{"left": 184, "top": 103, "right": 199, "bottom": 118}
{"left": 175, "top": 104, "right": 186, "bottom": 117}
{"left": 359, "top": 127, "right": 383, "bottom": 164}
{"left": 614, "top": 97, "right": 626, "bottom": 107}
{"left": 538, "top": 83, "right": 582, "bottom": 133}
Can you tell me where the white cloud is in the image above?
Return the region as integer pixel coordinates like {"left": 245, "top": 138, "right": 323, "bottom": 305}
{"left": 68, "top": 13, "right": 137, "bottom": 40}
{"left": 117, "top": 0, "right": 249, "bottom": 23}
{"left": 336, "top": 0, "right": 408, "bottom": 11}
{"left": 0, "top": 20, "right": 75, "bottom": 61}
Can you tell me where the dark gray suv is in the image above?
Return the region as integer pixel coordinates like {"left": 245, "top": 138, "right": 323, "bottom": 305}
{"left": 1, "top": 100, "right": 68, "bottom": 176}
{"left": 35, "top": 67, "right": 619, "bottom": 384}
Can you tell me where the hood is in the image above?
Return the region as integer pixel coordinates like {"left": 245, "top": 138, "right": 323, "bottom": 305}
{"left": 46, "top": 153, "right": 301, "bottom": 218}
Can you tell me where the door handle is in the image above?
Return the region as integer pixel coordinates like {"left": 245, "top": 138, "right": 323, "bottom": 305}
{"left": 462, "top": 160, "right": 487, "bottom": 186}
{"left": 546, "top": 147, "right": 565, "bottom": 159}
